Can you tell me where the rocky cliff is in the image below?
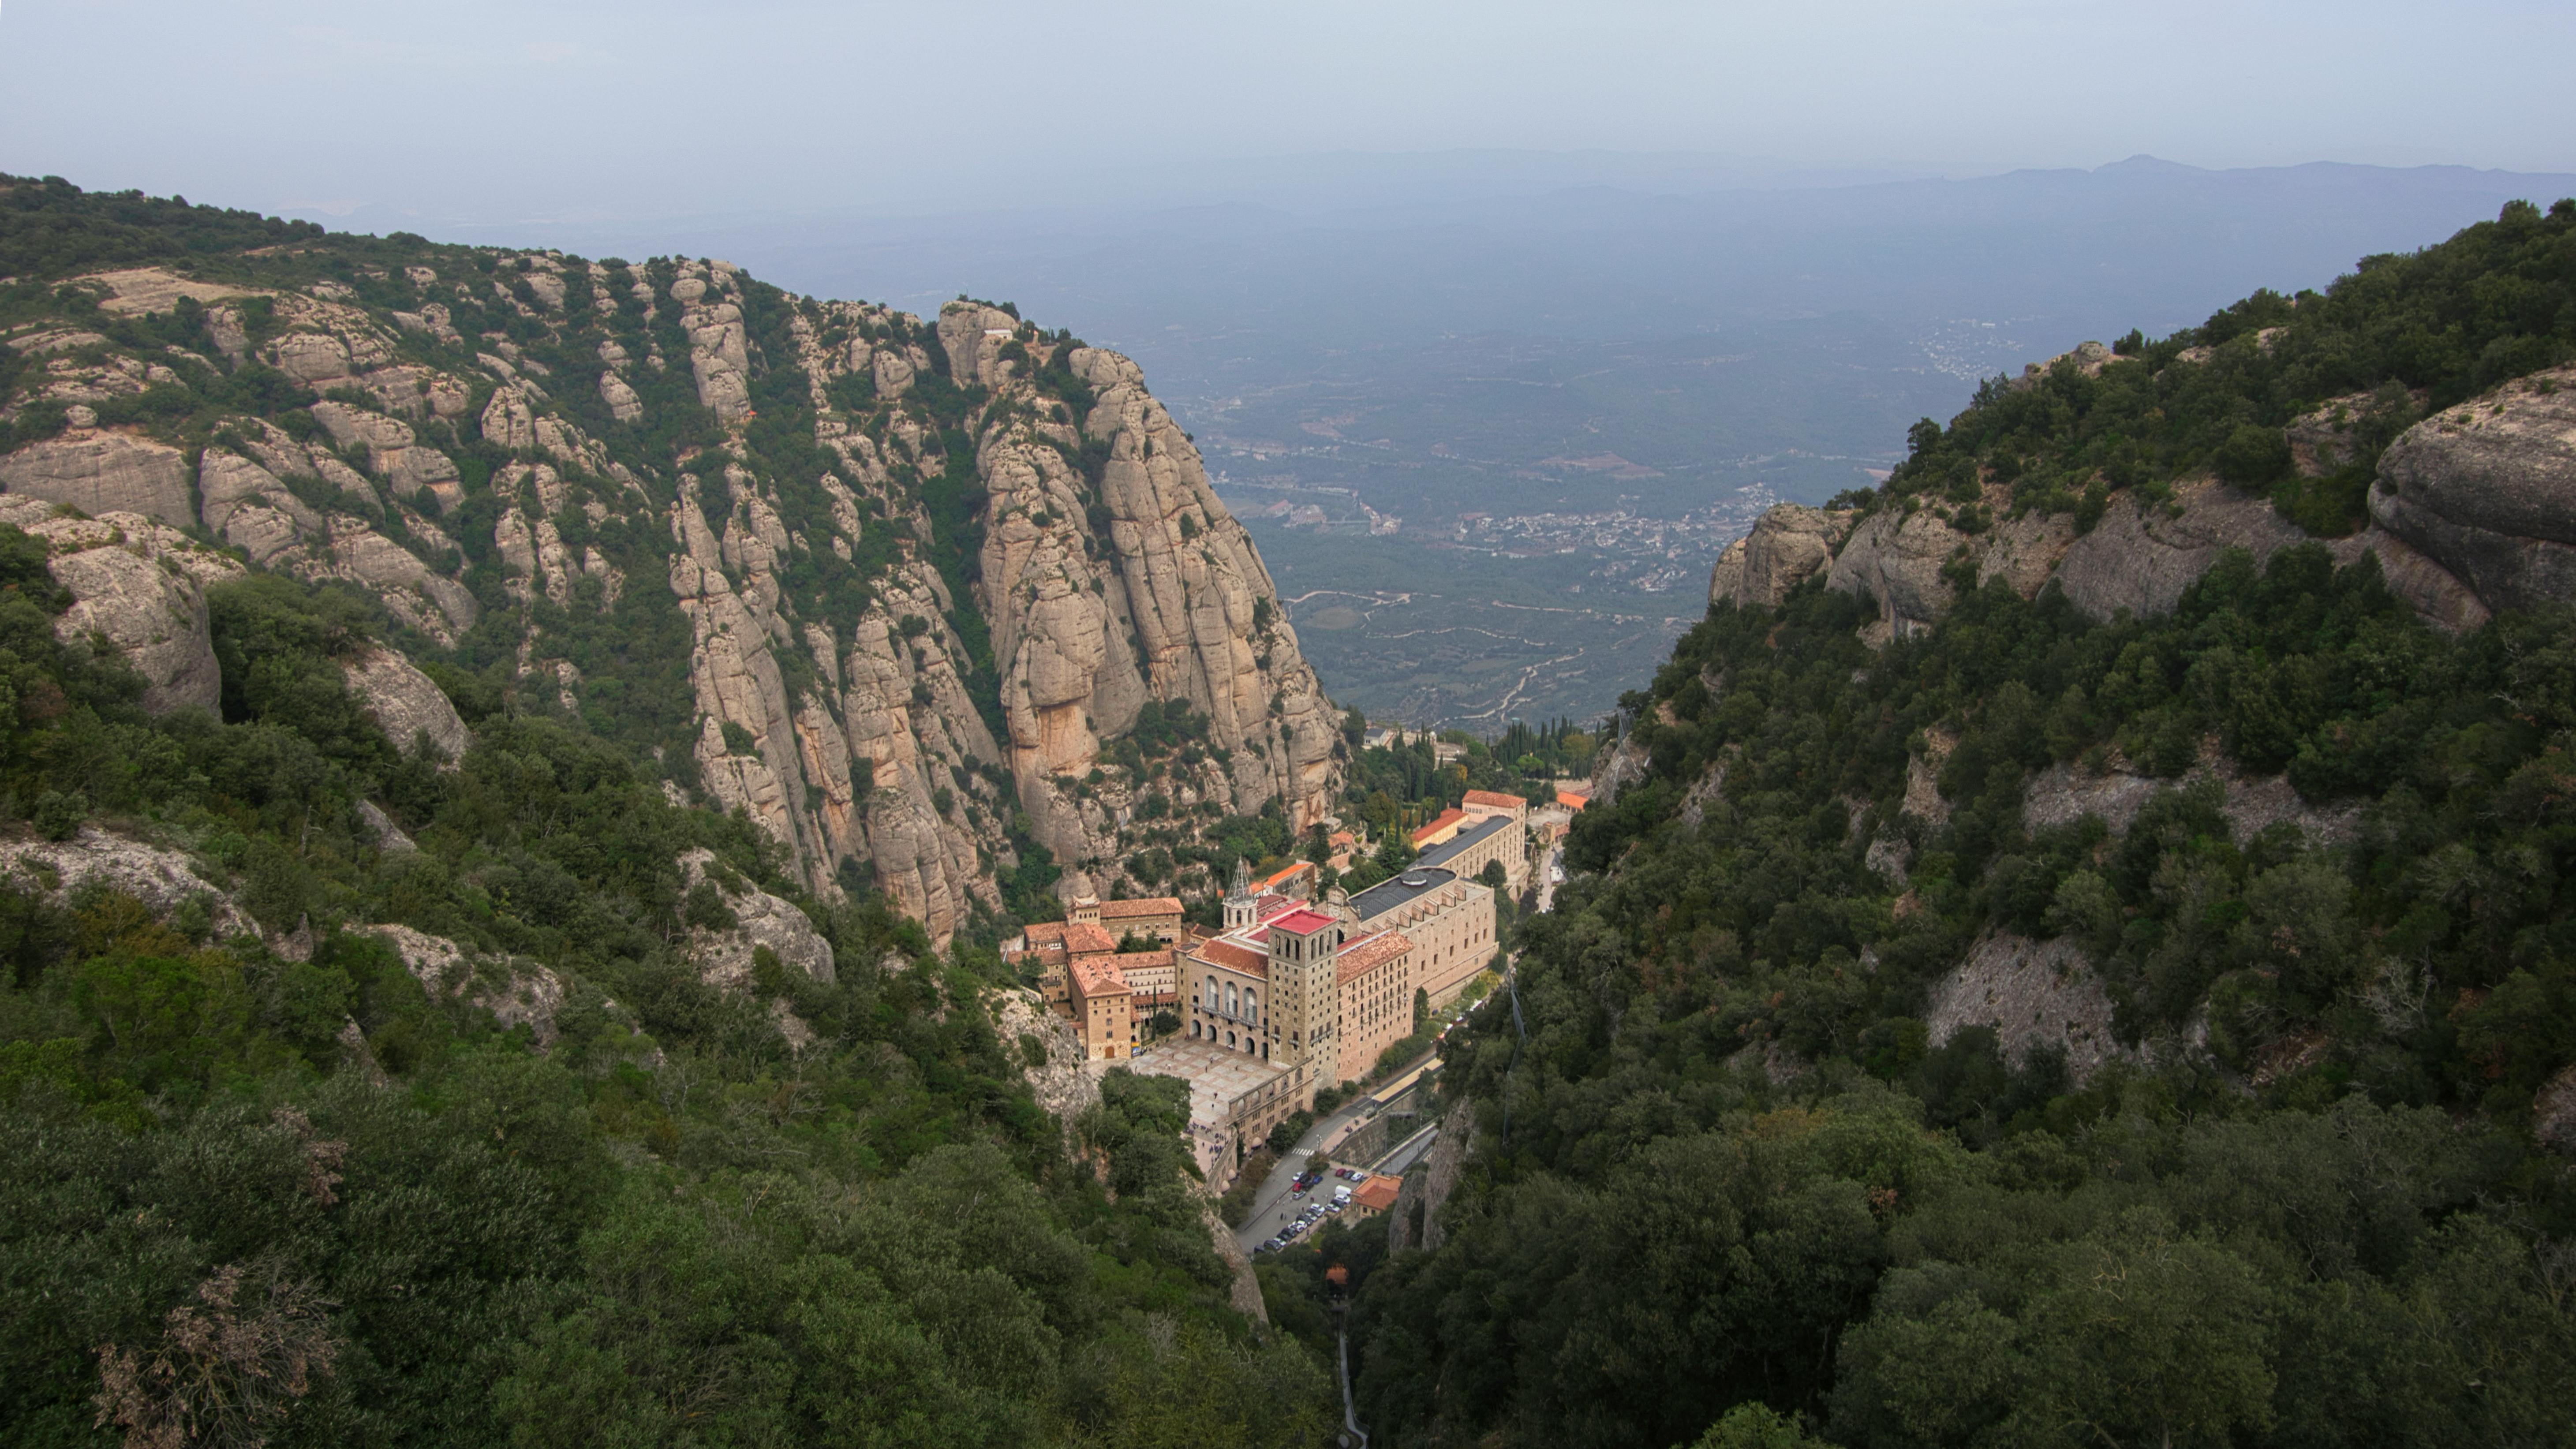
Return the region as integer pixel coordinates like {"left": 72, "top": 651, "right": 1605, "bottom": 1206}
{"left": 1712, "top": 352, "right": 2545, "bottom": 638}
{"left": 0, "top": 222, "right": 1339, "bottom": 948}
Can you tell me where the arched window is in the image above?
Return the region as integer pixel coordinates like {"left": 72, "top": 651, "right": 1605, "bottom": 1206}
{"left": 1244, "top": 989, "right": 1257, "bottom": 1025}
{"left": 1225, "top": 983, "right": 1238, "bottom": 1018}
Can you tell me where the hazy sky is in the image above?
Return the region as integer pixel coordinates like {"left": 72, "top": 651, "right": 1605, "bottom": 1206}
{"left": 5, "top": 0, "right": 2573, "bottom": 224}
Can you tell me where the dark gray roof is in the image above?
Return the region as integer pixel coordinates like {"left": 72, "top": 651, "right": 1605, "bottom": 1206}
{"left": 1350, "top": 866, "right": 1457, "bottom": 922}
{"left": 1416, "top": 812, "right": 1514, "bottom": 871}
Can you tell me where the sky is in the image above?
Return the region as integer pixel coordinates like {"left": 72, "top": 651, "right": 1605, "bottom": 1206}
{"left": 4, "top": 0, "right": 2574, "bottom": 227}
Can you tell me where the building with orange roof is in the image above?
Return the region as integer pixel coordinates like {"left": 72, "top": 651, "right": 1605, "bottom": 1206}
{"left": 1110, "top": 946, "right": 1177, "bottom": 999}
{"left": 1073, "top": 894, "right": 1187, "bottom": 945}
{"left": 1557, "top": 789, "right": 1589, "bottom": 811}
{"left": 1461, "top": 788, "right": 1528, "bottom": 821}
{"left": 1255, "top": 860, "right": 1318, "bottom": 899}
{"left": 1333, "top": 930, "right": 1417, "bottom": 1082}
{"left": 1346, "top": 1174, "right": 1403, "bottom": 1222}
{"left": 1068, "top": 955, "right": 1136, "bottom": 1060}
{"left": 1131, "top": 856, "right": 1491, "bottom": 1180}
{"left": 1409, "top": 807, "right": 1468, "bottom": 849}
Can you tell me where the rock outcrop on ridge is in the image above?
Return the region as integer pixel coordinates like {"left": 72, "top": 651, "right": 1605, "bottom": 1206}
{"left": 2370, "top": 363, "right": 2576, "bottom": 614}
{"left": 3, "top": 248, "right": 1344, "bottom": 951}
{"left": 1711, "top": 351, "right": 2553, "bottom": 639}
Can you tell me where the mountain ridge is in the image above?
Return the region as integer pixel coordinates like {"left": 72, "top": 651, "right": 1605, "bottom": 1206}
{"left": 0, "top": 175, "right": 1344, "bottom": 946}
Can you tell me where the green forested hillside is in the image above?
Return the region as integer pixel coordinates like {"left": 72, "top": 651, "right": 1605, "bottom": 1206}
{"left": 1863, "top": 196, "right": 2576, "bottom": 536}
{"left": 0, "top": 546, "right": 1327, "bottom": 1446}
{"left": 0, "top": 181, "right": 1332, "bottom": 1444}
{"left": 1302, "top": 204, "right": 2576, "bottom": 1449}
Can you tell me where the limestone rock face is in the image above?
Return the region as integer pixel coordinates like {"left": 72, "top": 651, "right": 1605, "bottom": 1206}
{"left": 4, "top": 263, "right": 1334, "bottom": 955}
{"left": 0, "top": 431, "right": 193, "bottom": 526}
{"left": 357, "top": 924, "right": 566, "bottom": 1046}
{"left": 481, "top": 385, "right": 537, "bottom": 450}
{"left": 600, "top": 370, "right": 643, "bottom": 422}
{"left": 2005, "top": 340, "right": 2127, "bottom": 392}
{"left": 937, "top": 304, "right": 1022, "bottom": 388}
{"left": 677, "top": 848, "right": 836, "bottom": 991}
{"left": 2371, "top": 365, "right": 2576, "bottom": 613}
{"left": 872, "top": 347, "right": 919, "bottom": 399}
{"left": 0, "top": 495, "right": 242, "bottom": 713}
{"left": 293, "top": 518, "right": 476, "bottom": 646}
{"left": 198, "top": 448, "right": 322, "bottom": 565}
{"left": 0, "top": 825, "right": 249, "bottom": 937}
{"left": 1709, "top": 504, "right": 1852, "bottom": 609}
{"left": 2056, "top": 479, "right": 2311, "bottom": 621}
{"left": 2353, "top": 524, "right": 2491, "bottom": 632}
{"left": 340, "top": 646, "right": 469, "bottom": 766}
{"left": 1064, "top": 343, "right": 1338, "bottom": 829}
{"left": 992, "top": 985, "right": 1100, "bottom": 1130}
{"left": 1924, "top": 934, "right": 2126, "bottom": 1081}
{"left": 673, "top": 268, "right": 754, "bottom": 423}
{"left": 1826, "top": 499, "right": 2074, "bottom": 637}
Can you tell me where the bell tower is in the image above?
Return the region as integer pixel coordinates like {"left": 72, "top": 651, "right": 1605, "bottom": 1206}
{"left": 1224, "top": 856, "right": 1256, "bottom": 930}
{"left": 1265, "top": 907, "right": 1344, "bottom": 1087}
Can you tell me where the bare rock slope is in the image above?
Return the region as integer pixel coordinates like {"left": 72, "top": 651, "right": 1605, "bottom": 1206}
{"left": 1714, "top": 364, "right": 2557, "bottom": 637}
{"left": 3, "top": 258, "right": 1342, "bottom": 951}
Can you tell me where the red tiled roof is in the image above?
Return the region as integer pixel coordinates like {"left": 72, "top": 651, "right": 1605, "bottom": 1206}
{"left": 1253, "top": 893, "right": 1298, "bottom": 920}
{"left": 1070, "top": 957, "right": 1131, "bottom": 997}
{"left": 1557, "top": 790, "right": 1589, "bottom": 811}
{"left": 1462, "top": 789, "right": 1525, "bottom": 810}
{"left": 1410, "top": 808, "right": 1466, "bottom": 844}
{"left": 1062, "top": 922, "right": 1120, "bottom": 956}
{"left": 1336, "top": 930, "right": 1413, "bottom": 985}
{"left": 1024, "top": 921, "right": 1069, "bottom": 948}
{"left": 1196, "top": 939, "right": 1269, "bottom": 977}
{"left": 1257, "top": 861, "right": 1315, "bottom": 893}
{"left": 1099, "top": 896, "right": 1184, "bottom": 919}
{"left": 1272, "top": 908, "right": 1337, "bottom": 936}
{"left": 1353, "top": 1176, "right": 1402, "bottom": 1211}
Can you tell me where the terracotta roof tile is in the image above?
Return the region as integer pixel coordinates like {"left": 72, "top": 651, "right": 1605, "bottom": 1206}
{"left": 1353, "top": 1177, "right": 1401, "bottom": 1210}
{"left": 1196, "top": 939, "right": 1269, "bottom": 977}
{"left": 1336, "top": 930, "right": 1413, "bottom": 985}
{"left": 1061, "top": 923, "right": 1119, "bottom": 956}
{"left": 1070, "top": 957, "right": 1131, "bottom": 997}
{"left": 1410, "top": 807, "right": 1467, "bottom": 844}
{"left": 1462, "top": 789, "right": 1526, "bottom": 810}
{"left": 1099, "top": 896, "right": 1183, "bottom": 919}
{"left": 1257, "top": 861, "right": 1315, "bottom": 893}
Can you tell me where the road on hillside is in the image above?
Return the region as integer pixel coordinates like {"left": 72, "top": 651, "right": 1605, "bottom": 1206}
{"left": 1534, "top": 843, "right": 1565, "bottom": 915}
{"left": 1232, "top": 1048, "right": 1441, "bottom": 1258}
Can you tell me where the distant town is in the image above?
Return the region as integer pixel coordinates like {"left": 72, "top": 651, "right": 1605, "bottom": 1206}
{"left": 1220, "top": 477, "right": 1782, "bottom": 594}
